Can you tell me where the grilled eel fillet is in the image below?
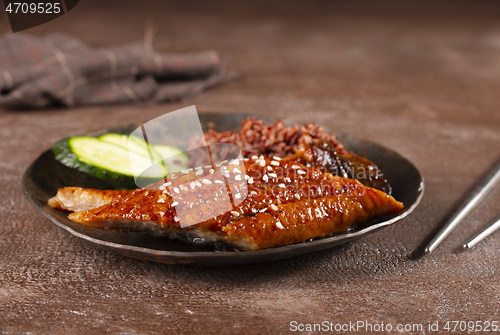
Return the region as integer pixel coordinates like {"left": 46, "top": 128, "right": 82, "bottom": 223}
{"left": 48, "top": 158, "right": 404, "bottom": 251}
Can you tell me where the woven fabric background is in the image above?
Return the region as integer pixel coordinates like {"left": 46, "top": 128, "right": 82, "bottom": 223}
{"left": 0, "top": 33, "right": 233, "bottom": 108}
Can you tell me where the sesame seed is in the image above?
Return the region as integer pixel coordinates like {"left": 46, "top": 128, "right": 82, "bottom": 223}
{"left": 297, "top": 170, "right": 306, "bottom": 175}
{"left": 202, "top": 179, "right": 212, "bottom": 184}
{"left": 260, "top": 208, "right": 267, "bottom": 213}
{"left": 180, "top": 185, "right": 189, "bottom": 191}
{"left": 231, "top": 211, "right": 240, "bottom": 217}
{"left": 273, "top": 156, "right": 281, "bottom": 161}
{"left": 294, "top": 194, "right": 301, "bottom": 200}
{"left": 230, "top": 159, "right": 239, "bottom": 165}
{"left": 195, "top": 169, "right": 203, "bottom": 175}
{"left": 172, "top": 201, "right": 179, "bottom": 206}
{"left": 209, "top": 169, "right": 215, "bottom": 174}
{"left": 268, "top": 173, "right": 277, "bottom": 178}
{"left": 173, "top": 187, "right": 180, "bottom": 194}
{"left": 164, "top": 182, "right": 172, "bottom": 187}
{"left": 220, "top": 160, "right": 228, "bottom": 165}
{"left": 267, "top": 166, "right": 273, "bottom": 171}
{"left": 285, "top": 177, "right": 291, "bottom": 183}
{"left": 233, "top": 168, "right": 241, "bottom": 174}
{"left": 251, "top": 208, "right": 258, "bottom": 213}
{"left": 270, "top": 204, "right": 278, "bottom": 211}
{"left": 195, "top": 181, "right": 202, "bottom": 187}
{"left": 276, "top": 221, "right": 285, "bottom": 229}
{"left": 235, "top": 193, "right": 241, "bottom": 199}
{"left": 174, "top": 216, "right": 180, "bottom": 222}
{"left": 204, "top": 165, "right": 212, "bottom": 169}
{"left": 259, "top": 160, "right": 265, "bottom": 167}
{"left": 159, "top": 185, "right": 166, "bottom": 190}
{"left": 252, "top": 155, "right": 259, "bottom": 160}
{"left": 292, "top": 165, "right": 301, "bottom": 169}
{"left": 244, "top": 175, "right": 250, "bottom": 180}
{"left": 248, "top": 177, "right": 254, "bottom": 184}
{"left": 158, "top": 199, "right": 165, "bottom": 203}
{"left": 262, "top": 175, "right": 268, "bottom": 182}
{"left": 279, "top": 183, "right": 286, "bottom": 188}
{"left": 250, "top": 191, "right": 258, "bottom": 195}
{"left": 181, "top": 169, "right": 190, "bottom": 174}
{"left": 244, "top": 158, "right": 249, "bottom": 161}
{"left": 190, "top": 182, "right": 197, "bottom": 189}
{"left": 271, "top": 161, "right": 280, "bottom": 166}
{"left": 235, "top": 175, "right": 242, "bottom": 181}
{"left": 215, "top": 180, "right": 224, "bottom": 184}
{"left": 259, "top": 155, "right": 265, "bottom": 160}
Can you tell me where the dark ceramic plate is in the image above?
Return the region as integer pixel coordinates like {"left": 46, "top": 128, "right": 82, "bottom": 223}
{"left": 22, "top": 113, "right": 424, "bottom": 266}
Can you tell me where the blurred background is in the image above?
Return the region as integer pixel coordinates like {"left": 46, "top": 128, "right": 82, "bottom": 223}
{"left": 2, "top": 0, "right": 500, "bottom": 129}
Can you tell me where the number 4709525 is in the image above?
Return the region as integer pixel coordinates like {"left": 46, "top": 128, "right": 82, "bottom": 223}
{"left": 5, "top": 2, "right": 61, "bottom": 14}
{"left": 444, "top": 321, "right": 499, "bottom": 332}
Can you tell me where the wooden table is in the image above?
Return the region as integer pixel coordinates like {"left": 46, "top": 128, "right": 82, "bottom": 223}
{"left": 1, "top": 1, "right": 499, "bottom": 333}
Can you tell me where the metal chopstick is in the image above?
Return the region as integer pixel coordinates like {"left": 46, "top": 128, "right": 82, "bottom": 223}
{"left": 463, "top": 215, "right": 500, "bottom": 249}
{"left": 425, "top": 159, "right": 500, "bottom": 254}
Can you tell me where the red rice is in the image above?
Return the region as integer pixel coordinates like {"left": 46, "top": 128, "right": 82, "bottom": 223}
{"left": 188, "top": 117, "right": 347, "bottom": 164}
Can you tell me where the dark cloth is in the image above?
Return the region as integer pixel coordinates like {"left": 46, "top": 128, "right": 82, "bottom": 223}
{"left": 0, "top": 33, "right": 234, "bottom": 109}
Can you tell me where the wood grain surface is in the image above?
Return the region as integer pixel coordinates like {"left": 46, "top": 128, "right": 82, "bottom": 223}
{"left": 1, "top": 1, "right": 499, "bottom": 333}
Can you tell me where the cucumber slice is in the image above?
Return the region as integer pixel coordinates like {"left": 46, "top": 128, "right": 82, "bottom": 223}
{"left": 53, "top": 136, "right": 166, "bottom": 189}
{"left": 153, "top": 144, "right": 189, "bottom": 172}
{"left": 99, "top": 133, "right": 163, "bottom": 163}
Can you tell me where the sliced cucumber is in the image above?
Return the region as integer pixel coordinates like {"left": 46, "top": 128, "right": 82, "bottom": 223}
{"left": 153, "top": 144, "right": 189, "bottom": 172}
{"left": 99, "top": 133, "right": 163, "bottom": 163}
{"left": 53, "top": 136, "right": 167, "bottom": 189}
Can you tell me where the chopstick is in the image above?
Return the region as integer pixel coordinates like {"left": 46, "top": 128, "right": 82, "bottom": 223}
{"left": 425, "top": 159, "right": 500, "bottom": 254}
{"left": 463, "top": 215, "right": 500, "bottom": 249}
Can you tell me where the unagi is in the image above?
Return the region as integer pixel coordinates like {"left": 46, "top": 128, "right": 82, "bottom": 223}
{"left": 49, "top": 154, "right": 403, "bottom": 251}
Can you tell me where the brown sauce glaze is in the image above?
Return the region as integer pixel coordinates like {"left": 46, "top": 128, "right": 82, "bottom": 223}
{"left": 67, "top": 157, "right": 403, "bottom": 250}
